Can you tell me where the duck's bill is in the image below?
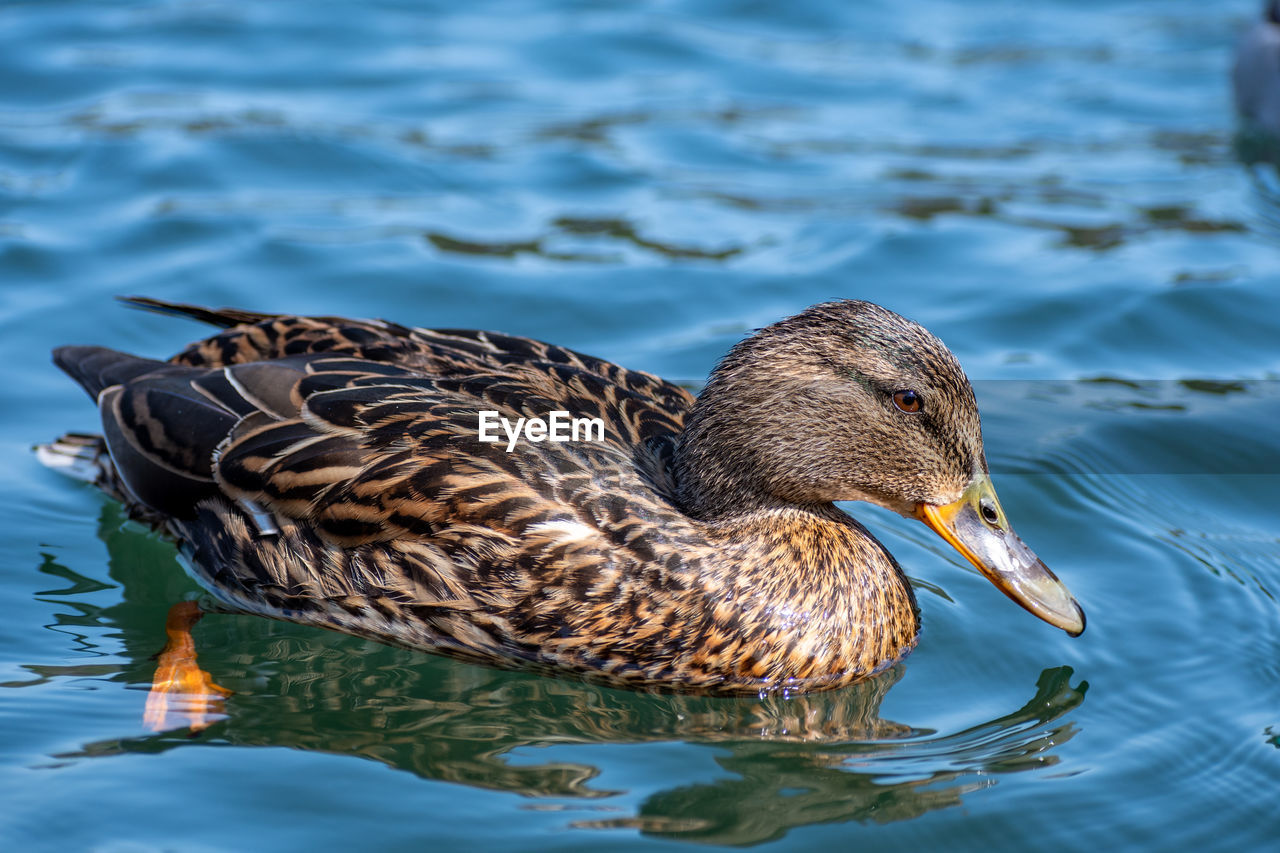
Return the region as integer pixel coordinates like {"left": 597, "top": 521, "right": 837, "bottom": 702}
{"left": 914, "top": 475, "right": 1085, "bottom": 636}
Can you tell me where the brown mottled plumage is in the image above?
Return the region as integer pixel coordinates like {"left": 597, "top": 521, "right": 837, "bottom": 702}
{"left": 42, "top": 297, "right": 1079, "bottom": 695}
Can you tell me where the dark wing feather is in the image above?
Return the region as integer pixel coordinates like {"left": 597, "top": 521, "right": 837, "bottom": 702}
{"left": 51, "top": 348, "right": 239, "bottom": 517}
{"left": 53, "top": 345, "right": 175, "bottom": 400}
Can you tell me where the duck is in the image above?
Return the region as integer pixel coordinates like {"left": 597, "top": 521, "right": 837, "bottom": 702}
{"left": 1234, "top": 2, "right": 1280, "bottom": 134}
{"left": 42, "top": 297, "right": 1083, "bottom": 697}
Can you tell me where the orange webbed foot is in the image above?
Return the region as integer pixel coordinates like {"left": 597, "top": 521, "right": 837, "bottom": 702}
{"left": 143, "top": 601, "right": 232, "bottom": 733}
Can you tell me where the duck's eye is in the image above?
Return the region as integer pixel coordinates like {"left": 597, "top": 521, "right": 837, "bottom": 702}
{"left": 892, "top": 389, "right": 922, "bottom": 414}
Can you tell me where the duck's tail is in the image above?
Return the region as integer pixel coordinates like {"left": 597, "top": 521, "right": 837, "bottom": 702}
{"left": 35, "top": 432, "right": 108, "bottom": 485}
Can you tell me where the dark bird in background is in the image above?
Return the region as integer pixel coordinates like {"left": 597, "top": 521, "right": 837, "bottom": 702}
{"left": 1234, "top": 1, "right": 1280, "bottom": 134}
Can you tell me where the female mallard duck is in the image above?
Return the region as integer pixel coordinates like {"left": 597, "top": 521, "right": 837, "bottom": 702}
{"left": 44, "top": 298, "right": 1083, "bottom": 696}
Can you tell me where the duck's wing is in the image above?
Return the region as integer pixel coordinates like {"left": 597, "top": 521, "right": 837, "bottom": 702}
{"left": 54, "top": 340, "right": 693, "bottom": 531}
{"left": 52, "top": 340, "right": 708, "bottom": 647}
{"left": 208, "top": 354, "right": 696, "bottom": 546}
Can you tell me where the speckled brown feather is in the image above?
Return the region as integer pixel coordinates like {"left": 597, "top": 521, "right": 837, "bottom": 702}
{"left": 43, "top": 298, "right": 992, "bottom": 694}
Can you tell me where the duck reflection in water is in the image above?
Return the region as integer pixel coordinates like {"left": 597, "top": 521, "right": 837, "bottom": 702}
{"left": 21, "top": 506, "right": 1088, "bottom": 846}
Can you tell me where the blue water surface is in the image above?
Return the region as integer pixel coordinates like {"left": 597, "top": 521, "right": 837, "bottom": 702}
{"left": 2, "top": 1, "right": 1279, "bottom": 850}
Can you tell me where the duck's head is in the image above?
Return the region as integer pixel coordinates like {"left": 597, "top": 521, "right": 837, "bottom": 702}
{"left": 675, "top": 300, "right": 1084, "bottom": 636}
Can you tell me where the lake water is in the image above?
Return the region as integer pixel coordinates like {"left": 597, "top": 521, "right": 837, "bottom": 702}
{"left": 2, "top": 1, "right": 1279, "bottom": 850}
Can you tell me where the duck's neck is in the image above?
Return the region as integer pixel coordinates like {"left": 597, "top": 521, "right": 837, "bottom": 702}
{"left": 672, "top": 378, "right": 792, "bottom": 520}
{"left": 674, "top": 374, "right": 865, "bottom": 520}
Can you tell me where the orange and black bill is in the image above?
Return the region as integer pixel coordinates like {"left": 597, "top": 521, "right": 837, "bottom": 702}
{"left": 914, "top": 474, "right": 1085, "bottom": 636}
